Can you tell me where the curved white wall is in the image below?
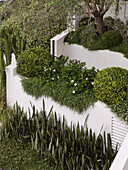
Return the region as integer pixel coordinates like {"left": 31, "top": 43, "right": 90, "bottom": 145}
{"left": 63, "top": 44, "right": 128, "bottom": 70}
{"left": 51, "top": 30, "right": 128, "bottom": 71}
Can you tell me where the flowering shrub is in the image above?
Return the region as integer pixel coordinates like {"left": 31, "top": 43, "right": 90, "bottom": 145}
{"left": 21, "top": 57, "right": 98, "bottom": 112}
{"left": 40, "top": 56, "right": 68, "bottom": 85}
{"left": 61, "top": 59, "right": 98, "bottom": 94}
{"left": 40, "top": 57, "right": 98, "bottom": 94}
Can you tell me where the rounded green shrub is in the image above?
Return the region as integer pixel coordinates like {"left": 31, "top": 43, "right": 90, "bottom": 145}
{"left": 101, "top": 30, "right": 123, "bottom": 48}
{"left": 17, "top": 48, "right": 53, "bottom": 77}
{"left": 94, "top": 67, "right": 128, "bottom": 104}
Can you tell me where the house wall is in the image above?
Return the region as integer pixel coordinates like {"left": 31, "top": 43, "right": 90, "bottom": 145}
{"left": 104, "top": 2, "right": 128, "bottom": 21}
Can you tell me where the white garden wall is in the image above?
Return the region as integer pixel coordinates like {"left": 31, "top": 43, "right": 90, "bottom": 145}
{"left": 6, "top": 55, "right": 128, "bottom": 170}
{"left": 6, "top": 55, "right": 113, "bottom": 137}
{"left": 110, "top": 132, "right": 128, "bottom": 170}
{"left": 51, "top": 30, "right": 128, "bottom": 70}
{"left": 51, "top": 30, "right": 128, "bottom": 170}
{"left": 6, "top": 54, "right": 128, "bottom": 139}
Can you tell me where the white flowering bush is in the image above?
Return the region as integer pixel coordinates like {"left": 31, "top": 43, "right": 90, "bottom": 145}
{"left": 40, "top": 56, "right": 68, "bottom": 85}
{"left": 61, "top": 59, "right": 98, "bottom": 94}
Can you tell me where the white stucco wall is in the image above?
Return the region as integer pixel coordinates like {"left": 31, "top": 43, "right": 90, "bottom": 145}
{"left": 105, "top": 2, "right": 128, "bottom": 21}
{"left": 63, "top": 44, "right": 128, "bottom": 70}
{"left": 51, "top": 30, "right": 128, "bottom": 70}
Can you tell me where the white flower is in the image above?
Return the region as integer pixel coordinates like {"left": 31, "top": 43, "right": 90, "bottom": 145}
{"left": 91, "top": 82, "right": 94, "bottom": 85}
{"left": 74, "top": 83, "right": 77, "bottom": 86}
{"left": 57, "top": 76, "right": 59, "bottom": 79}
{"left": 71, "top": 80, "right": 74, "bottom": 83}
{"left": 44, "top": 67, "right": 47, "bottom": 71}
{"left": 53, "top": 69, "right": 56, "bottom": 72}
{"left": 72, "top": 91, "right": 75, "bottom": 94}
{"left": 52, "top": 77, "right": 54, "bottom": 80}
{"left": 86, "top": 78, "right": 88, "bottom": 80}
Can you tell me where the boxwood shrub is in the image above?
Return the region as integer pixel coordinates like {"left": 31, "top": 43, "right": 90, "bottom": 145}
{"left": 89, "top": 30, "right": 123, "bottom": 50}
{"left": 94, "top": 67, "right": 128, "bottom": 104}
{"left": 17, "top": 48, "right": 53, "bottom": 77}
{"left": 101, "top": 30, "right": 123, "bottom": 48}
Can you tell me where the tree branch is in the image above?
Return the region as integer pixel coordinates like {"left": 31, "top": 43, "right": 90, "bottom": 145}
{"left": 101, "top": 2, "right": 112, "bottom": 16}
{"left": 92, "top": 0, "right": 97, "bottom": 11}
{"left": 99, "top": 0, "right": 105, "bottom": 12}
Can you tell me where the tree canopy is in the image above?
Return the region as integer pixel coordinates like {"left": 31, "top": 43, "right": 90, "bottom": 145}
{"left": 0, "top": 0, "right": 126, "bottom": 48}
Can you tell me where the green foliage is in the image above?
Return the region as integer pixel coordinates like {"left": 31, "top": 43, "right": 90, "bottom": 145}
{"left": 94, "top": 67, "right": 128, "bottom": 104}
{"left": 40, "top": 56, "right": 68, "bottom": 85}
{"left": 64, "top": 23, "right": 98, "bottom": 48}
{"left": 80, "top": 23, "right": 99, "bottom": 48}
{"left": 1, "top": 0, "right": 67, "bottom": 49}
{"left": 18, "top": 55, "right": 98, "bottom": 97}
{"left": 0, "top": 24, "right": 26, "bottom": 62}
{"left": 104, "top": 17, "right": 128, "bottom": 41}
{"left": 110, "top": 41, "right": 128, "bottom": 59}
{"left": 64, "top": 27, "right": 84, "bottom": 45}
{"left": 61, "top": 59, "right": 97, "bottom": 94}
{"left": 0, "top": 138, "right": 57, "bottom": 170}
{"left": 79, "top": 17, "right": 95, "bottom": 27}
{"left": 17, "top": 48, "right": 53, "bottom": 77}
{"left": 112, "top": 18, "right": 128, "bottom": 41}
{"left": 19, "top": 57, "right": 98, "bottom": 112}
{"left": 109, "top": 101, "right": 128, "bottom": 123}
{"left": 101, "top": 30, "right": 123, "bottom": 48}
{"left": 89, "top": 30, "right": 123, "bottom": 50}
{"left": 63, "top": 31, "right": 75, "bottom": 44}
{"left": 88, "top": 37, "right": 105, "bottom": 50}
{"left": 21, "top": 78, "right": 96, "bottom": 113}
{"left": 1, "top": 101, "right": 117, "bottom": 169}
{"left": 104, "top": 16, "right": 115, "bottom": 30}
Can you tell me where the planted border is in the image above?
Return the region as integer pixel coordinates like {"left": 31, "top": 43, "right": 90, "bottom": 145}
{"left": 1, "top": 100, "right": 117, "bottom": 169}
{"left": 21, "top": 78, "right": 96, "bottom": 113}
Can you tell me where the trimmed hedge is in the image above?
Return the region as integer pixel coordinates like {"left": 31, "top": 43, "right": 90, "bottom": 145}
{"left": 17, "top": 48, "right": 53, "bottom": 77}
{"left": 94, "top": 67, "right": 128, "bottom": 104}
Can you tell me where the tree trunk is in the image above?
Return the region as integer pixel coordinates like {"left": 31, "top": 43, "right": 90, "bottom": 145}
{"left": 95, "top": 16, "right": 106, "bottom": 36}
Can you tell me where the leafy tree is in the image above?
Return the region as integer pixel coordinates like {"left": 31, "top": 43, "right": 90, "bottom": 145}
{"left": 67, "top": 0, "right": 125, "bottom": 35}
{"left": 0, "top": 0, "right": 67, "bottom": 49}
